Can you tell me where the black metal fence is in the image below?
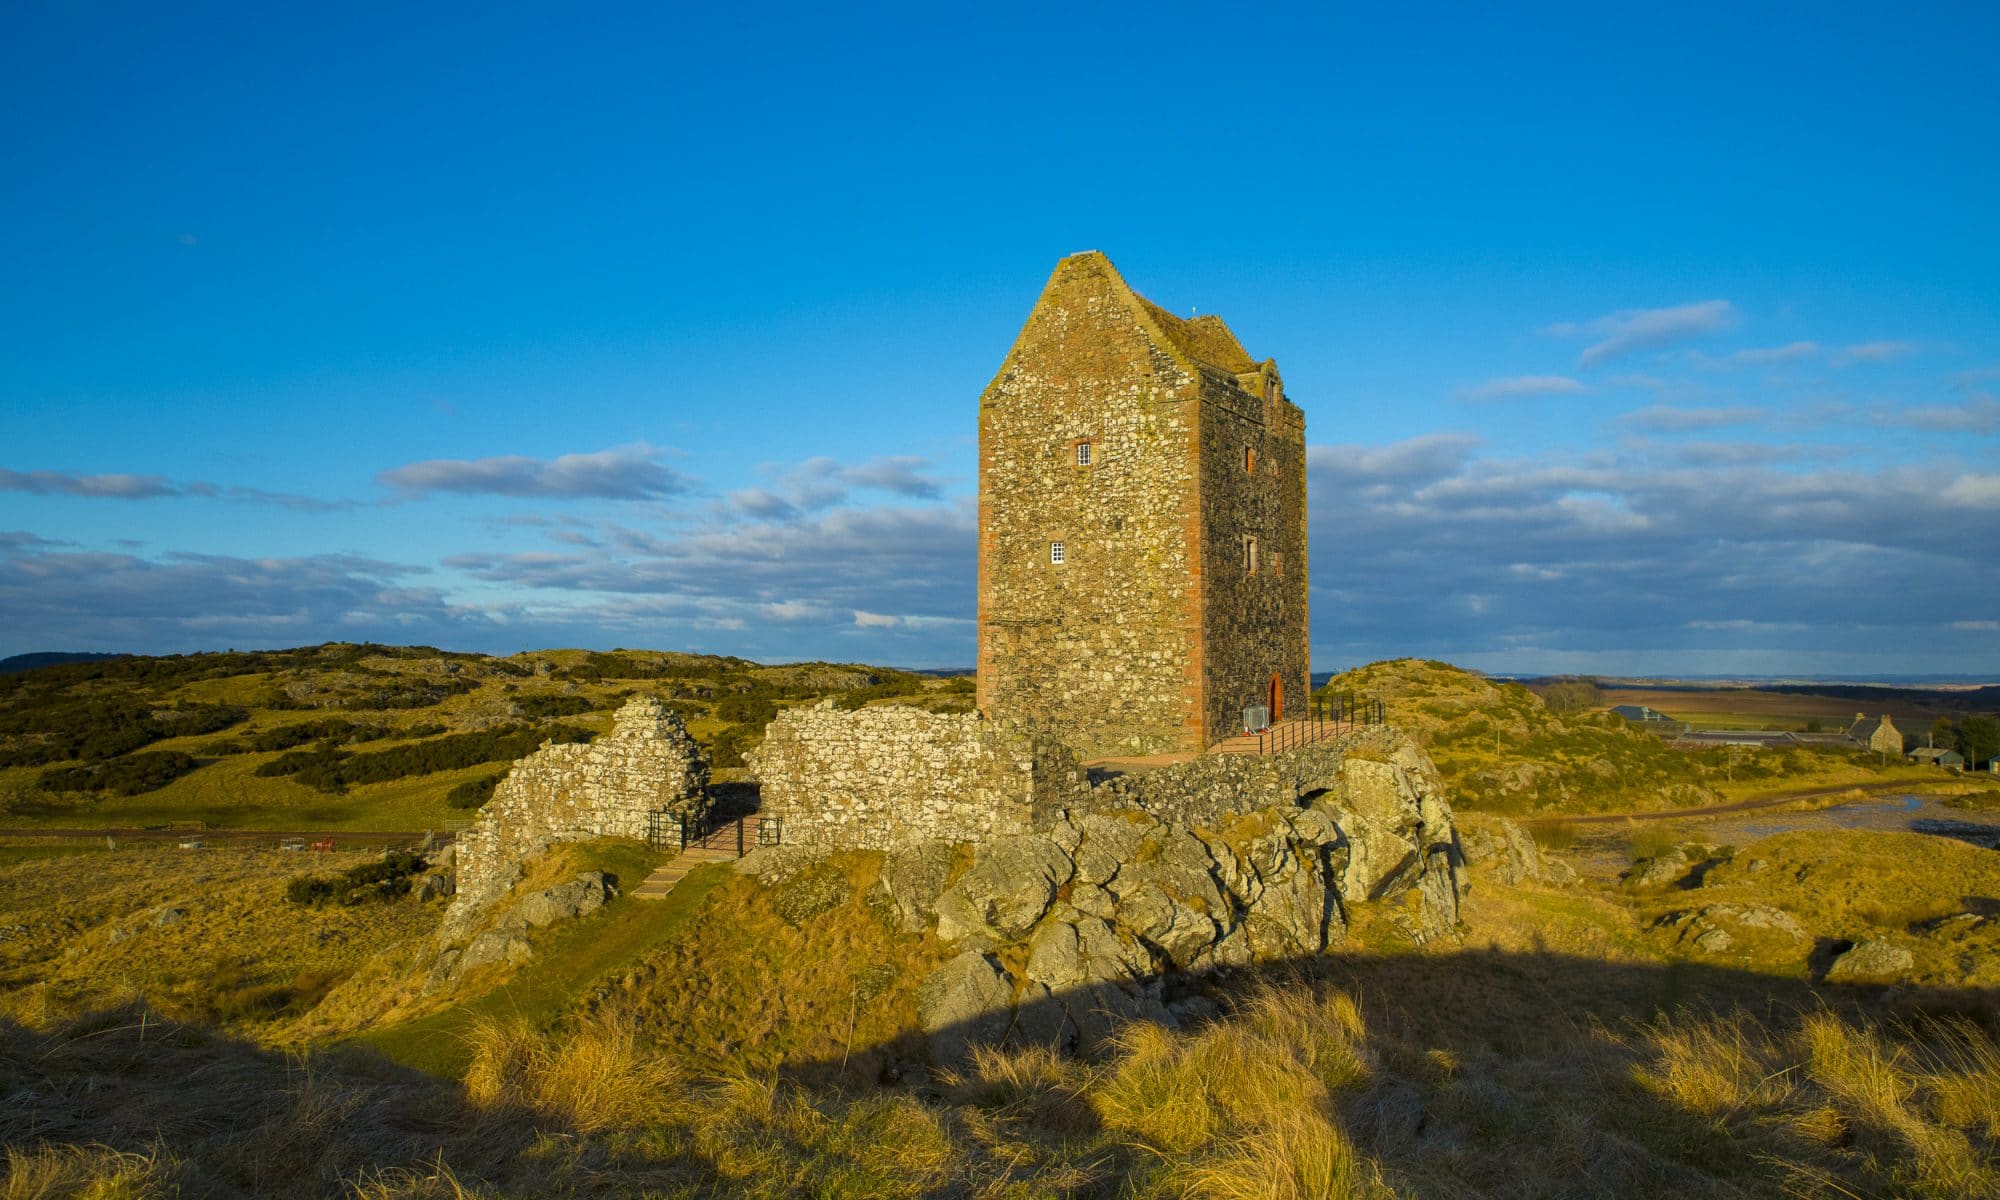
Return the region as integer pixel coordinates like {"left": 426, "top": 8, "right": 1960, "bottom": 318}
{"left": 1255, "top": 692, "right": 1385, "bottom": 756}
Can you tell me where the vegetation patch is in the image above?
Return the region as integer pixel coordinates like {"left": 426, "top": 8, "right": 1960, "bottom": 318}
{"left": 36, "top": 749, "right": 204, "bottom": 796}
{"left": 254, "top": 723, "right": 594, "bottom": 793}
{"left": 285, "top": 850, "right": 432, "bottom": 906}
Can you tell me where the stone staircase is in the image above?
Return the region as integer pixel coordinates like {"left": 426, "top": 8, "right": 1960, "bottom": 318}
{"left": 630, "top": 845, "right": 738, "bottom": 900}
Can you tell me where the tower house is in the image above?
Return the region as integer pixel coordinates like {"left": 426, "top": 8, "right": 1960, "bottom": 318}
{"left": 976, "top": 251, "right": 1309, "bottom": 758}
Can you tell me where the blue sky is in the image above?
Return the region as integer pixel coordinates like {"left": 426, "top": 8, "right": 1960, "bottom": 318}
{"left": 3, "top": 2, "right": 1997, "bottom": 676}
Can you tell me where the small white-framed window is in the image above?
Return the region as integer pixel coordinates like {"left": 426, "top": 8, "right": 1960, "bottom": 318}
{"left": 1075, "top": 441, "right": 1092, "bottom": 466}
{"left": 1050, "top": 540, "right": 1067, "bottom": 565}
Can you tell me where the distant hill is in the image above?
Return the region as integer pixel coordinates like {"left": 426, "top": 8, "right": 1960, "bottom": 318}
{"left": 0, "top": 652, "right": 126, "bottom": 675}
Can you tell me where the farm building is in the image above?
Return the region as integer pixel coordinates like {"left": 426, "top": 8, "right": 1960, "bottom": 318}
{"left": 1846, "top": 714, "right": 1904, "bottom": 755}
{"left": 1908, "top": 746, "right": 1966, "bottom": 770}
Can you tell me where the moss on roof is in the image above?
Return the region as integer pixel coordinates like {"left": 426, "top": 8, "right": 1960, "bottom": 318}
{"left": 1135, "top": 299, "right": 1258, "bottom": 374}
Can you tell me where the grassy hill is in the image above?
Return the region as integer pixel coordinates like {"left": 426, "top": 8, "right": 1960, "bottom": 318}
{"left": 0, "top": 643, "right": 972, "bottom": 832}
{"left": 1319, "top": 659, "right": 1941, "bottom": 814}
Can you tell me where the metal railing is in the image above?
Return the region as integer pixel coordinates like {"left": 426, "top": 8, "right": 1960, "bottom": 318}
{"left": 647, "top": 808, "right": 780, "bottom": 856}
{"left": 1254, "top": 692, "right": 1385, "bottom": 756}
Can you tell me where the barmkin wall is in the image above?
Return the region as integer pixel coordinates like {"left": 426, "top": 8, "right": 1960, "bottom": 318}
{"left": 747, "top": 703, "right": 1085, "bottom": 850}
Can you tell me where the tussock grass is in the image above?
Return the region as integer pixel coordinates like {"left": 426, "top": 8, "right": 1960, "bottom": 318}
{"left": 462, "top": 1011, "right": 680, "bottom": 1133}
{"left": 1, "top": 1142, "right": 170, "bottom": 1199}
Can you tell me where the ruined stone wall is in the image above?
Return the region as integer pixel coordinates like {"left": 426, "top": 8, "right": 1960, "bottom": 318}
{"left": 748, "top": 703, "right": 1086, "bottom": 850}
{"left": 444, "top": 697, "right": 709, "bottom": 938}
{"left": 1196, "top": 371, "right": 1310, "bottom": 740}
{"left": 977, "top": 253, "right": 1204, "bottom": 758}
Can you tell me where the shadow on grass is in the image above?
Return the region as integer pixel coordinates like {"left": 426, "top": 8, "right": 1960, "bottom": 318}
{"left": 7, "top": 939, "right": 1995, "bottom": 1198}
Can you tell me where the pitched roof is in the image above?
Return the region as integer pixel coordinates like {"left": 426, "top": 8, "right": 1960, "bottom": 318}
{"left": 1134, "top": 300, "right": 1258, "bottom": 374}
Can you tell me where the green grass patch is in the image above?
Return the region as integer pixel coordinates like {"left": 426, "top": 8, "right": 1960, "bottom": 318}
{"left": 356, "top": 845, "right": 705, "bottom": 1077}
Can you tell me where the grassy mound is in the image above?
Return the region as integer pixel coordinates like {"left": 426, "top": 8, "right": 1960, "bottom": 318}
{"left": 1322, "top": 659, "right": 1932, "bottom": 814}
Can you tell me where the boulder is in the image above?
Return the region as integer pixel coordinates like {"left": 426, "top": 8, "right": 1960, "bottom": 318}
{"left": 933, "top": 836, "right": 1072, "bottom": 944}
{"left": 1825, "top": 939, "right": 1914, "bottom": 983}
{"left": 508, "top": 871, "right": 615, "bottom": 930}
{"left": 1624, "top": 849, "right": 1692, "bottom": 890}
{"left": 458, "top": 929, "right": 534, "bottom": 971}
{"left": 917, "top": 950, "right": 1015, "bottom": 1062}
{"left": 869, "top": 841, "right": 959, "bottom": 933}
{"left": 1458, "top": 819, "right": 1553, "bottom": 886}
{"left": 1656, "top": 903, "right": 1809, "bottom": 960}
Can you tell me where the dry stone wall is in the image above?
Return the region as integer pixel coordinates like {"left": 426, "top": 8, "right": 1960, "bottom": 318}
{"left": 442, "top": 696, "right": 708, "bottom": 942}
{"left": 747, "top": 702, "right": 1085, "bottom": 851}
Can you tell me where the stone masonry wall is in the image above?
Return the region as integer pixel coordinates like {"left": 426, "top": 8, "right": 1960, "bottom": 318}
{"left": 443, "top": 696, "right": 709, "bottom": 940}
{"left": 976, "top": 251, "right": 1310, "bottom": 757}
{"left": 748, "top": 703, "right": 1086, "bottom": 850}
{"left": 1087, "top": 726, "right": 1403, "bottom": 831}
{"left": 977, "top": 252, "right": 1204, "bottom": 758}
{"left": 1197, "top": 370, "right": 1310, "bottom": 740}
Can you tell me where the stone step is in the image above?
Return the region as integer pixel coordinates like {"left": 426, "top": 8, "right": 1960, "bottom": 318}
{"left": 630, "top": 846, "right": 743, "bottom": 900}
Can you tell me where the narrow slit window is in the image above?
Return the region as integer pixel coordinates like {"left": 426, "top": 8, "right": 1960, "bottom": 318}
{"left": 1245, "top": 447, "right": 1256, "bottom": 473}
{"left": 1050, "top": 541, "right": 1066, "bottom": 565}
{"left": 1244, "top": 535, "right": 1258, "bottom": 575}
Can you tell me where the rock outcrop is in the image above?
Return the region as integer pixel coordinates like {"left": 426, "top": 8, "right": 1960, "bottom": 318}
{"left": 430, "top": 869, "right": 618, "bottom": 988}
{"left": 874, "top": 733, "right": 1462, "bottom": 1060}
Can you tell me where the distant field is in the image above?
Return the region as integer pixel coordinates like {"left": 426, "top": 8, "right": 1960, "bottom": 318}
{"left": 1600, "top": 684, "right": 1963, "bottom": 731}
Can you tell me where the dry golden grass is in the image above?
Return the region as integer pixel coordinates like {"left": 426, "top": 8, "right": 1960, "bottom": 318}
{"left": 1, "top": 1142, "right": 169, "bottom": 1199}
{"left": 461, "top": 1011, "right": 680, "bottom": 1134}
{"left": 0, "top": 843, "right": 440, "bottom": 1036}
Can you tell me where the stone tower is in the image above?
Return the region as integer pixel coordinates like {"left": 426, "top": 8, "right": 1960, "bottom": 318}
{"left": 976, "top": 251, "right": 1309, "bottom": 758}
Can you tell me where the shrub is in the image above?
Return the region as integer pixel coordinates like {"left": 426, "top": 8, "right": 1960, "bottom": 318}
{"left": 447, "top": 772, "right": 508, "bottom": 809}
{"left": 714, "top": 693, "right": 778, "bottom": 726}
{"left": 513, "top": 694, "right": 597, "bottom": 719}
{"left": 286, "top": 850, "right": 430, "bottom": 906}
{"left": 257, "top": 724, "right": 594, "bottom": 793}
{"left": 36, "top": 751, "right": 203, "bottom": 796}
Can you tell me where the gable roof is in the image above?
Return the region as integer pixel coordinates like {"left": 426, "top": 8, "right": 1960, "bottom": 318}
{"left": 1134, "top": 300, "right": 1258, "bottom": 374}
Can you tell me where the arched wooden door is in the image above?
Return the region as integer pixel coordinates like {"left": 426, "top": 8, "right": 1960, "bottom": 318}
{"left": 1268, "top": 672, "right": 1284, "bottom": 723}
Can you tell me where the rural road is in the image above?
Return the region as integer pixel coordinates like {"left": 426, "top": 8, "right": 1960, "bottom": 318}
{"left": 0, "top": 826, "right": 453, "bottom": 843}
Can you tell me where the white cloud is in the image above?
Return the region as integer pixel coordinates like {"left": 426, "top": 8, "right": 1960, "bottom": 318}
{"left": 1695, "top": 341, "right": 1819, "bottom": 368}
{"left": 729, "top": 454, "right": 948, "bottom": 520}
{"left": 1616, "top": 405, "right": 1765, "bottom": 433}
{"left": 1550, "top": 300, "right": 1737, "bottom": 367}
{"left": 1835, "top": 340, "right": 1921, "bottom": 365}
{"left": 853, "top": 610, "right": 902, "bottom": 628}
{"left": 1457, "top": 375, "right": 1588, "bottom": 401}
{"left": 1895, "top": 395, "right": 2000, "bottom": 435}
{"left": 379, "top": 444, "right": 692, "bottom": 500}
